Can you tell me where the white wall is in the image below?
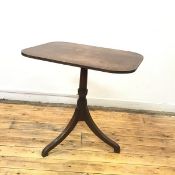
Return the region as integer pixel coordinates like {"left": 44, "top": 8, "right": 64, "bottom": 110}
{"left": 0, "top": 0, "right": 175, "bottom": 112}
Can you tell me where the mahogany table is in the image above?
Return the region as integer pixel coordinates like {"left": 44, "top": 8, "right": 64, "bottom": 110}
{"left": 21, "top": 42, "right": 143, "bottom": 157}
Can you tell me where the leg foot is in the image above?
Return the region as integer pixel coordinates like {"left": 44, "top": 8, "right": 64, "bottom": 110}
{"left": 85, "top": 108, "right": 120, "bottom": 153}
{"left": 41, "top": 150, "right": 48, "bottom": 157}
{"left": 114, "top": 145, "right": 120, "bottom": 153}
{"left": 41, "top": 109, "right": 79, "bottom": 157}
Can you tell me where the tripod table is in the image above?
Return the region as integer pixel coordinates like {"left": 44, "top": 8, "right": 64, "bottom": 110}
{"left": 21, "top": 42, "right": 143, "bottom": 157}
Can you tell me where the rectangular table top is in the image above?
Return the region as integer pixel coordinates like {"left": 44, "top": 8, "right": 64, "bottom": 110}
{"left": 21, "top": 42, "right": 143, "bottom": 73}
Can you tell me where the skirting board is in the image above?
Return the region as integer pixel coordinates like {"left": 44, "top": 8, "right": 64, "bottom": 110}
{"left": 0, "top": 90, "right": 175, "bottom": 113}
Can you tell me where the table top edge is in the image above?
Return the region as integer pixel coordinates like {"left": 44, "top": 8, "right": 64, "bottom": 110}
{"left": 21, "top": 51, "right": 142, "bottom": 74}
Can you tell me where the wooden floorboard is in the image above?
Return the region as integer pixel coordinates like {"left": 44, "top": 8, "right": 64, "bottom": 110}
{"left": 0, "top": 102, "right": 175, "bottom": 175}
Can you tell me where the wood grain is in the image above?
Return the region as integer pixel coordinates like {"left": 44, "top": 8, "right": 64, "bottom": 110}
{"left": 0, "top": 102, "right": 175, "bottom": 175}
{"left": 21, "top": 42, "right": 143, "bottom": 73}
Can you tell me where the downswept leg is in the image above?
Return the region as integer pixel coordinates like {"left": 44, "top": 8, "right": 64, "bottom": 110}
{"left": 41, "top": 109, "right": 80, "bottom": 157}
{"left": 84, "top": 108, "right": 120, "bottom": 153}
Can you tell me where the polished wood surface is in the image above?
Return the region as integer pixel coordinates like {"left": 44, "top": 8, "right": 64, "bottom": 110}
{"left": 0, "top": 102, "right": 175, "bottom": 175}
{"left": 22, "top": 42, "right": 143, "bottom": 73}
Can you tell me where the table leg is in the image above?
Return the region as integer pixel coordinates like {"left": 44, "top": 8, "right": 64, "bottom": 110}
{"left": 41, "top": 108, "right": 80, "bottom": 157}
{"left": 84, "top": 108, "right": 120, "bottom": 153}
{"left": 41, "top": 68, "right": 120, "bottom": 157}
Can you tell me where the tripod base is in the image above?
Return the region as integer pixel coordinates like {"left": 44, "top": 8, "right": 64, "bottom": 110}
{"left": 42, "top": 68, "right": 120, "bottom": 157}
